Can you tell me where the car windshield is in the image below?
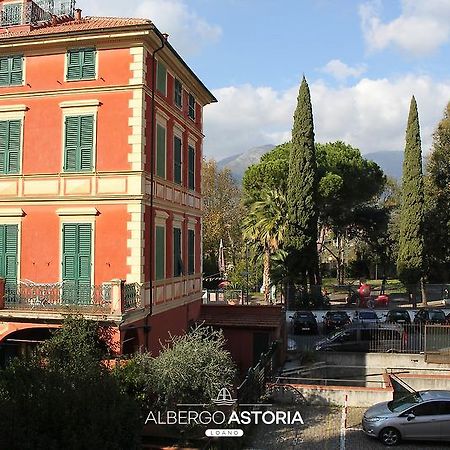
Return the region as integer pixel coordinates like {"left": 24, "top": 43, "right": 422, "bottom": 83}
{"left": 329, "top": 312, "right": 348, "bottom": 319}
{"left": 359, "top": 312, "right": 377, "bottom": 319}
{"left": 390, "top": 311, "right": 408, "bottom": 318}
{"left": 387, "top": 392, "right": 423, "bottom": 412}
{"left": 430, "top": 311, "right": 445, "bottom": 320}
{"left": 327, "top": 329, "right": 344, "bottom": 340}
{"left": 296, "top": 313, "right": 312, "bottom": 319}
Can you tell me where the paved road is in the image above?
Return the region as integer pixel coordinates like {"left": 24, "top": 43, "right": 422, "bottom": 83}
{"left": 246, "top": 406, "right": 450, "bottom": 449}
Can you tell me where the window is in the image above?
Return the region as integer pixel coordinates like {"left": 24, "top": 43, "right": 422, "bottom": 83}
{"left": 0, "top": 55, "right": 23, "bottom": 86}
{"left": 410, "top": 402, "right": 441, "bottom": 416}
{"left": 156, "top": 61, "right": 167, "bottom": 95}
{"left": 187, "top": 229, "right": 195, "bottom": 275}
{"left": 1, "top": 3, "right": 22, "bottom": 26}
{"left": 188, "top": 94, "right": 195, "bottom": 120}
{"left": 155, "top": 226, "right": 165, "bottom": 280}
{"left": 0, "top": 119, "right": 21, "bottom": 174}
{"left": 64, "top": 115, "right": 94, "bottom": 172}
{"left": 173, "top": 227, "right": 183, "bottom": 277}
{"left": 62, "top": 223, "right": 92, "bottom": 304}
{"left": 188, "top": 145, "right": 195, "bottom": 190}
{"left": 67, "top": 48, "right": 96, "bottom": 80}
{"left": 156, "top": 124, "right": 166, "bottom": 178}
{"left": 173, "top": 135, "right": 182, "bottom": 184}
{"left": 174, "top": 79, "right": 182, "bottom": 108}
{"left": 0, "top": 224, "right": 18, "bottom": 287}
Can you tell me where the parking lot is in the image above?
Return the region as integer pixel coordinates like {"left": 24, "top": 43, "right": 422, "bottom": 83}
{"left": 247, "top": 406, "right": 450, "bottom": 449}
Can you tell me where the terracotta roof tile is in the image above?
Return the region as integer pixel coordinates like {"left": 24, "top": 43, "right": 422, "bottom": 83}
{"left": 198, "top": 304, "right": 284, "bottom": 329}
{"left": 0, "top": 16, "right": 152, "bottom": 39}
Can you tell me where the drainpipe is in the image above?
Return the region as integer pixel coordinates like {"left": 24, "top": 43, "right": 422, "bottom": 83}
{"left": 144, "top": 28, "right": 166, "bottom": 350}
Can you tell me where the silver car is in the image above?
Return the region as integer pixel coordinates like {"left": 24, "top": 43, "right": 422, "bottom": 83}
{"left": 362, "top": 390, "right": 450, "bottom": 446}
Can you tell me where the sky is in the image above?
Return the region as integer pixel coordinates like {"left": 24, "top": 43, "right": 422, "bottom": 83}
{"left": 79, "top": 0, "right": 450, "bottom": 160}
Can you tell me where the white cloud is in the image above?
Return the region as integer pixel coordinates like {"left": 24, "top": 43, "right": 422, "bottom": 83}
{"left": 360, "top": 0, "right": 450, "bottom": 56}
{"left": 321, "top": 59, "right": 367, "bottom": 82}
{"left": 203, "top": 75, "right": 450, "bottom": 160}
{"left": 78, "top": 0, "right": 222, "bottom": 55}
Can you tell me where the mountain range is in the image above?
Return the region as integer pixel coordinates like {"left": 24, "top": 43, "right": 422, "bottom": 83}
{"left": 217, "top": 146, "right": 405, "bottom": 182}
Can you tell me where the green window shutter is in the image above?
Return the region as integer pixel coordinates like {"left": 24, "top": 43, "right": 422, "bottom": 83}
{"left": 77, "top": 224, "right": 92, "bottom": 283}
{"left": 173, "top": 227, "right": 182, "bottom": 277}
{"left": 10, "top": 55, "right": 23, "bottom": 85}
{"left": 188, "top": 229, "right": 195, "bottom": 275}
{"left": 7, "top": 120, "right": 21, "bottom": 174}
{"left": 174, "top": 79, "right": 182, "bottom": 107}
{"left": 0, "top": 57, "right": 9, "bottom": 86}
{"left": 0, "top": 225, "right": 18, "bottom": 285}
{"left": 81, "top": 48, "right": 96, "bottom": 79}
{"left": 156, "top": 124, "right": 166, "bottom": 178}
{"left": 188, "top": 94, "right": 195, "bottom": 120}
{"left": 155, "top": 226, "right": 165, "bottom": 280}
{"left": 156, "top": 61, "right": 167, "bottom": 95}
{"left": 0, "top": 120, "right": 21, "bottom": 174}
{"left": 62, "top": 224, "right": 77, "bottom": 280}
{"left": 62, "top": 223, "right": 91, "bottom": 283}
{"left": 67, "top": 48, "right": 96, "bottom": 80}
{"left": 67, "top": 50, "right": 82, "bottom": 80}
{"left": 64, "top": 115, "right": 94, "bottom": 172}
{"left": 188, "top": 145, "right": 195, "bottom": 190}
{"left": 174, "top": 136, "right": 182, "bottom": 184}
{"left": 79, "top": 115, "right": 94, "bottom": 171}
{"left": 0, "top": 121, "right": 7, "bottom": 173}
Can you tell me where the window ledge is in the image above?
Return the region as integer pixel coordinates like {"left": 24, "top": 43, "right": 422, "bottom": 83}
{"left": 56, "top": 208, "right": 99, "bottom": 216}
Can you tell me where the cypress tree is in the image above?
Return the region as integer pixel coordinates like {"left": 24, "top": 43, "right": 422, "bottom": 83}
{"left": 397, "top": 96, "right": 425, "bottom": 292}
{"left": 286, "top": 77, "right": 319, "bottom": 285}
{"left": 424, "top": 102, "right": 450, "bottom": 282}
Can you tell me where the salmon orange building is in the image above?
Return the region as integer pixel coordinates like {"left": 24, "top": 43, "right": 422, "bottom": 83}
{"left": 0, "top": 0, "right": 216, "bottom": 361}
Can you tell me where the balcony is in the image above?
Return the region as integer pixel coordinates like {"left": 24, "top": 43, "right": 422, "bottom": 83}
{"left": 0, "top": 278, "right": 142, "bottom": 317}
{"left": 0, "top": 0, "right": 75, "bottom": 27}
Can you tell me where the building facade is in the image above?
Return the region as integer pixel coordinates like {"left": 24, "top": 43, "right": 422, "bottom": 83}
{"left": 0, "top": 0, "right": 215, "bottom": 359}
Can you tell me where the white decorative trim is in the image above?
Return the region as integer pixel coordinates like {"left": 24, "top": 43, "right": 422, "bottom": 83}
{"left": 0, "top": 105, "right": 28, "bottom": 113}
{"left": 126, "top": 203, "right": 144, "bottom": 283}
{"left": 0, "top": 208, "right": 24, "bottom": 217}
{"left": 173, "top": 213, "right": 185, "bottom": 227}
{"left": 155, "top": 210, "right": 169, "bottom": 220}
{"left": 59, "top": 100, "right": 101, "bottom": 109}
{"left": 156, "top": 109, "right": 170, "bottom": 121}
{"left": 56, "top": 207, "right": 99, "bottom": 216}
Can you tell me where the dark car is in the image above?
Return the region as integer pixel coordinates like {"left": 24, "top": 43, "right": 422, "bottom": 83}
{"left": 292, "top": 311, "right": 318, "bottom": 335}
{"left": 413, "top": 309, "right": 447, "bottom": 325}
{"left": 315, "top": 323, "right": 404, "bottom": 352}
{"left": 323, "top": 311, "right": 351, "bottom": 333}
{"left": 353, "top": 310, "right": 380, "bottom": 324}
{"left": 385, "top": 309, "right": 411, "bottom": 324}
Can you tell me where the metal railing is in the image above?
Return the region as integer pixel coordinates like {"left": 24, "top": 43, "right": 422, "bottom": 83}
{"left": 4, "top": 280, "right": 111, "bottom": 310}
{"left": 0, "top": 0, "right": 75, "bottom": 27}
{"left": 237, "top": 341, "right": 278, "bottom": 404}
{"left": 123, "top": 282, "right": 142, "bottom": 311}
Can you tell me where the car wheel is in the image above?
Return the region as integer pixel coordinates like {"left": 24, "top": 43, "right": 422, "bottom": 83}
{"left": 379, "top": 427, "right": 401, "bottom": 446}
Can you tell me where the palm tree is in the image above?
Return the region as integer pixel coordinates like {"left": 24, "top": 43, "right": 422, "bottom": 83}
{"left": 242, "top": 189, "right": 287, "bottom": 303}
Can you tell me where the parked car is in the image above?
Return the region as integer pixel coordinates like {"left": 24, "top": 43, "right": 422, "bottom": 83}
{"left": 362, "top": 390, "right": 450, "bottom": 446}
{"left": 385, "top": 309, "right": 411, "bottom": 324}
{"left": 413, "top": 309, "right": 447, "bottom": 325}
{"left": 353, "top": 310, "right": 380, "bottom": 324}
{"left": 315, "top": 323, "right": 404, "bottom": 352}
{"left": 323, "top": 311, "right": 351, "bottom": 333}
{"left": 292, "top": 311, "right": 318, "bottom": 335}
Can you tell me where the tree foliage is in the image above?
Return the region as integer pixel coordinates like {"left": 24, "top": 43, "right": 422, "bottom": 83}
{"left": 397, "top": 96, "right": 425, "bottom": 285}
{"left": 116, "top": 325, "right": 236, "bottom": 411}
{"left": 0, "top": 317, "right": 141, "bottom": 450}
{"left": 202, "top": 159, "right": 244, "bottom": 274}
{"left": 424, "top": 102, "right": 450, "bottom": 282}
{"left": 286, "top": 77, "right": 319, "bottom": 282}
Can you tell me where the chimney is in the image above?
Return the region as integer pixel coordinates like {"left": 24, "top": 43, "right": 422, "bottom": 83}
{"left": 51, "top": 15, "right": 57, "bottom": 26}
{"left": 74, "top": 8, "right": 82, "bottom": 21}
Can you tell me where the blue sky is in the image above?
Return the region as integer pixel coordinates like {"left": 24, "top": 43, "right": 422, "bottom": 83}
{"left": 82, "top": 0, "right": 450, "bottom": 159}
